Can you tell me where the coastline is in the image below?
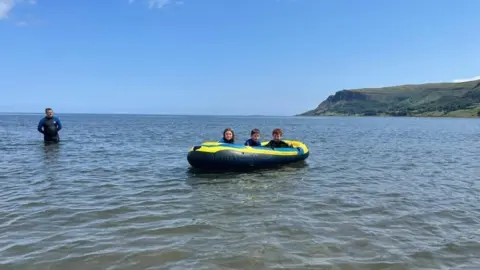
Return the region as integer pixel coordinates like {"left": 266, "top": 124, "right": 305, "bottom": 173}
{"left": 296, "top": 111, "right": 480, "bottom": 118}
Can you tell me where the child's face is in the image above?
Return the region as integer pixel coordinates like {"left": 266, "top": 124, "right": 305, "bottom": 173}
{"left": 224, "top": 131, "right": 233, "bottom": 140}
{"left": 273, "top": 132, "right": 281, "bottom": 141}
{"left": 251, "top": 133, "right": 260, "bottom": 141}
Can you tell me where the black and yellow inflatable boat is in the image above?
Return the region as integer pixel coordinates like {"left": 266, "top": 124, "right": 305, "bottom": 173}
{"left": 187, "top": 140, "right": 309, "bottom": 170}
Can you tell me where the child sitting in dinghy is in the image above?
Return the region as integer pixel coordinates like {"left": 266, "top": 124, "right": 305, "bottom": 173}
{"left": 219, "top": 128, "right": 235, "bottom": 144}
{"left": 244, "top": 128, "right": 262, "bottom": 147}
{"left": 263, "top": 128, "right": 293, "bottom": 148}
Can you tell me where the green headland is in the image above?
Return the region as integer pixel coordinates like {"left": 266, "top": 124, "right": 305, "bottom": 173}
{"left": 299, "top": 79, "right": 480, "bottom": 118}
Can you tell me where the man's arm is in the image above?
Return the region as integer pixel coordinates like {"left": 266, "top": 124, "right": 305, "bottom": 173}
{"left": 55, "top": 117, "right": 62, "bottom": 131}
{"left": 37, "top": 119, "right": 45, "bottom": 134}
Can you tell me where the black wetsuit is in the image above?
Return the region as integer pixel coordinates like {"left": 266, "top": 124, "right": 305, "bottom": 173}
{"left": 37, "top": 116, "right": 62, "bottom": 143}
{"left": 264, "top": 140, "right": 292, "bottom": 148}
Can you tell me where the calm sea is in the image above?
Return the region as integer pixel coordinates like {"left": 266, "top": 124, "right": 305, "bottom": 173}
{"left": 0, "top": 114, "right": 479, "bottom": 270}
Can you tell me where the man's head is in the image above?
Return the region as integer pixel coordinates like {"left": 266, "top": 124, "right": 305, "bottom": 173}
{"left": 250, "top": 128, "right": 261, "bottom": 141}
{"left": 45, "top": 108, "right": 54, "bottom": 118}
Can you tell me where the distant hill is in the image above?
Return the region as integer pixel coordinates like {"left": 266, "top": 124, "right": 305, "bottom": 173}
{"left": 299, "top": 79, "right": 480, "bottom": 117}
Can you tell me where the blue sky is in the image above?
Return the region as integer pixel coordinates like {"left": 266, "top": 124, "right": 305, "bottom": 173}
{"left": 1, "top": 0, "right": 479, "bottom": 115}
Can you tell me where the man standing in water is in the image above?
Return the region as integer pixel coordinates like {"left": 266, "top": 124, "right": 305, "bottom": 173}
{"left": 37, "top": 108, "right": 63, "bottom": 143}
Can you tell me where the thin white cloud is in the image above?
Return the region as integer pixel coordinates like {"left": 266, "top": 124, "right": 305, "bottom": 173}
{"left": 0, "top": 0, "right": 35, "bottom": 20}
{"left": 129, "top": 0, "right": 182, "bottom": 9}
{"left": 453, "top": 76, "right": 480, "bottom": 83}
{"left": 148, "top": 0, "right": 170, "bottom": 9}
{"left": 0, "top": 0, "right": 14, "bottom": 19}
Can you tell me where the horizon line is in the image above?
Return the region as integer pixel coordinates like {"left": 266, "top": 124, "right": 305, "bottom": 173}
{"left": 0, "top": 111, "right": 296, "bottom": 117}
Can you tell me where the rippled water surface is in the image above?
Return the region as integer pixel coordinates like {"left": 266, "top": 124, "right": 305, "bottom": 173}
{"left": 1, "top": 114, "right": 479, "bottom": 270}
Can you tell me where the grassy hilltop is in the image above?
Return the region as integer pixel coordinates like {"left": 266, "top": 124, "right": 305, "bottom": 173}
{"left": 299, "top": 79, "right": 480, "bottom": 117}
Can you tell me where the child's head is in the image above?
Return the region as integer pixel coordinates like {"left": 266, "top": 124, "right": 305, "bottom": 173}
{"left": 250, "top": 128, "right": 261, "bottom": 141}
{"left": 223, "top": 128, "right": 235, "bottom": 141}
{"left": 272, "top": 128, "right": 282, "bottom": 141}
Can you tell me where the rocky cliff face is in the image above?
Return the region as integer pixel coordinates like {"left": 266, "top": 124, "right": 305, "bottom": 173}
{"left": 327, "top": 90, "right": 370, "bottom": 103}
{"left": 307, "top": 90, "right": 371, "bottom": 114}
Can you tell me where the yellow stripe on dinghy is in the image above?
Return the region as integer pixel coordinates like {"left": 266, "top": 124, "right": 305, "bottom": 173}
{"left": 189, "top": 140, "right": 309, "bottom": 156}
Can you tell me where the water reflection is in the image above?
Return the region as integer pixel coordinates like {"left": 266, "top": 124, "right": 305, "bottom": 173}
{"left": 42, "top": 142, "right": 60, "bottom": 165}
{"left": 185, "top": 161, "right": 309, "bottom": 177}
{"left": 185, "top": 161, "right": 309, "bottom": 187}
{"left": 185, "top": 162, "right": 308, "bottom": 198}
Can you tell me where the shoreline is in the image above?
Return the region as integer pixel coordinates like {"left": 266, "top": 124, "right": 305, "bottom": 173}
{"left": 296, "top": 113, "right": 480, "bottom": 119}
